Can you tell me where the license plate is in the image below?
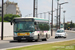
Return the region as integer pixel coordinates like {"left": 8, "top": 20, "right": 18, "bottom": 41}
{"left": 17, "top": 33, "right": 30, "bottom": 36}
{"left": 21, "top": 38, "right": 26, "bottom": 39}
{"left": 58, "top": 34, "right": 61, "bottom": 36}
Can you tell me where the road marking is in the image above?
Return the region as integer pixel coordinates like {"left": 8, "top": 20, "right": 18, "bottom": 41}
{"left": 1, "top": 38, "right": 75, "bottom": 50}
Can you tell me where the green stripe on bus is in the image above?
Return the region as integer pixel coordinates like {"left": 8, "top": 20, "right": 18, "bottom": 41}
{"left": 34, "top": 18, "right": 48, "bottom": 21}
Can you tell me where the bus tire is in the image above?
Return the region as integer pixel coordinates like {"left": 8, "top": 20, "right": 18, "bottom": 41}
{"left": 42, "top": 34, "right": 48, "bottom": 41}
{"left": 45, "top": 34, "right": 48, "bottom": 41}
{"left": 36, "top": 35, "right": 41, "bottom": 42}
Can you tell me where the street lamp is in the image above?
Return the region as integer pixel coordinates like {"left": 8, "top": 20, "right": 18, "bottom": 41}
{"left": 1, "top": 0, "right": 4, "bottom": 40}
{"left": 33, "top": 0, "right": 35, "bottom": 17}
{"left": 48, "top": 12, "right": 50, "bottom": 23}
{"left": 59, "top": 2, "right": 68, "bottom": 29}
{"left": 63, "top": 10, "right": 66, "bottom": 29}
{"left": 33, "top": 0, "right": 38, "bottom": 17}
{"left": 51, "top": 0, "right": 53, "bottom": 36}
{"left": 56, "top": 0, "right": 59, "bottom": 30}
{"left": 55, "top": 16, "right": 57, "bottom": 29}
{"left": 48, "top": 12, "right": 51, "bottom": 31}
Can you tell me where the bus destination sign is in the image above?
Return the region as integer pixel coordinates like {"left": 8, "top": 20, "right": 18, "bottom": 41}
{"left": 14, "top": 19, "right": 33, "bottom": 22}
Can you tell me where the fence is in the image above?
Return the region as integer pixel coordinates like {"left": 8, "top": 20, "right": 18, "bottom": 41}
{"left": 0, "top": 22, "right": 13, "bottom": 37}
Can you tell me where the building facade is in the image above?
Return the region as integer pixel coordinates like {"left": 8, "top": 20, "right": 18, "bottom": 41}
{"left": 0, "top": 0, "right": 22, "bottom": 17}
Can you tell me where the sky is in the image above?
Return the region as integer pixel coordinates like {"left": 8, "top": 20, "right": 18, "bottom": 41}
{"left": 0, "top": 0, "right": 75, "bottom": 24}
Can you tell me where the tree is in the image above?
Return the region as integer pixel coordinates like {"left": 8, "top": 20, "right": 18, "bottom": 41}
{"left": 64, "top": 23, "right": 70, "bottom": 30}
{"left": 0, "top": 14, "right": 20, "bottom": 22}
{"left": 64, "top": 20, "right": 75, "bottom": 30}
{"left": 70, "top": 20, "right": 74, "bottom": 28}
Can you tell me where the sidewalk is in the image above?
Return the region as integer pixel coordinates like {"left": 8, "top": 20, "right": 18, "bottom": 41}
{"left": 0, "top": 37, "right": 13, "bottom": 44}
{"left": 65, "top": 30, "right": 75, "bottom": 33}
{"left": 0, "top": 40, "right": 9, "bottom": 44}
{"left": 50, "top": 31, "right": 55, "bottom": 38}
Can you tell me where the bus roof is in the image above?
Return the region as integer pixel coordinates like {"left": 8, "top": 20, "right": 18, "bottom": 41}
{"left": 14, "top": 17, "right": 49, "bottom": 21}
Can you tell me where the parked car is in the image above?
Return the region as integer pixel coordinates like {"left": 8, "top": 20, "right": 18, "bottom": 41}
{"left": 55, "top": 29, "right": 67, "bottom": 38}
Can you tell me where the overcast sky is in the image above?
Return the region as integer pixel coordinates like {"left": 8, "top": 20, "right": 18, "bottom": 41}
{"left": 0, "top": 0, "right": 75, "bottom": 24}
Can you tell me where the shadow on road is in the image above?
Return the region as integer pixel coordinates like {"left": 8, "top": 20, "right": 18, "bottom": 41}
{"left": 9, "top": 40, "right": 42, "bottom": 43}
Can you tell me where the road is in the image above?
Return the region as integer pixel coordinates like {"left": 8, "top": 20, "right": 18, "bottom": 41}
{"left": 0, "top": 32, "right": 75, "bottom": 49}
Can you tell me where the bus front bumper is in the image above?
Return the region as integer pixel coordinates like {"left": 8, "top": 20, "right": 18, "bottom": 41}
{"left": 14, "top": 36, "right": 34, "bottom": 40}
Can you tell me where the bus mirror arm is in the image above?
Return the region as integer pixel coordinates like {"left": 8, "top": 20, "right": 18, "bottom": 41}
{"left": 10, "top": 20, "right": 13, "bottom": 25}
{"left": 34, "top": 22, "right": 37, "bottom": 25}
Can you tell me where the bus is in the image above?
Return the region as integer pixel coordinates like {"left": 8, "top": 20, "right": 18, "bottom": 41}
{"left": 11, "top": 17, "right": 50, "bottom": 42}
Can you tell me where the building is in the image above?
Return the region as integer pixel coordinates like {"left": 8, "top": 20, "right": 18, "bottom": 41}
{"left": 0, "top": 0, "right": 22, "bottom": 17}
{"left": 67, "top": 22, "right": 71, "bottom": 24}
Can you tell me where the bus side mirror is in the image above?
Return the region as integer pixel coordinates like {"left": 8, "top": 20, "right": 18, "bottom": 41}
{"left": 10, "top": 21, "right": 12, "bottom": 25}
{"left": 34, "top": 22, "right": 39, "bottom": 25}
{"left": 34, "top": 22, "right": 37, "bottom": 25}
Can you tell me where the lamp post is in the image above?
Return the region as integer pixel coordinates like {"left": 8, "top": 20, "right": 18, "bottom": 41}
{"left": 48, "top": 12, "right": 50, "bottom": 23}
{"left": 55, "top": 16, "right": 57, "bottom": 29}
{"left": 1, "top": 0, "right": 4, "bottom": 40}
{"left": 48, "top": 12, "right": 51, "bottom": 31}
{"left": 33, "top": 0, "right": 35, "bottom": 17}
{"left": 63, "top": 10, "right": 66, "bottom": 29}
{"left": 33, "top": 0, "right": 38, "bottom": 17}
{"left": 51, "top": 0, "right": 53, "bottom": 36}
{"left": 57, "top": 0, "right": 59, "bottom": 30}
{"left": 59, "top": 2, "right": 68, "bottom": 29}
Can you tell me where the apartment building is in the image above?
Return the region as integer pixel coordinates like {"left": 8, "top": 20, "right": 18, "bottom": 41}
{"left": 0, "top": 0, "right": 22, "bottom": 17}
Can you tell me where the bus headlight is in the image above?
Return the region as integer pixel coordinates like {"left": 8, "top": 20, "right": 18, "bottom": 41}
{"left": 30, "top": 33, "right": 34, "bottom": 37}
{"left": 14, "top": 33, "right": 17, "bottom": 37}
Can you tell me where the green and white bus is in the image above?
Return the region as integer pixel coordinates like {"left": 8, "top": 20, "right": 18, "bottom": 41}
{"left": 11, "top": 17, "right": 50, "bottom": 42}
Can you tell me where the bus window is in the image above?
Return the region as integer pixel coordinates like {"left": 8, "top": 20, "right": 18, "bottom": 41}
{"left": 38, "top": 23, "right": 49, "bottom": 31}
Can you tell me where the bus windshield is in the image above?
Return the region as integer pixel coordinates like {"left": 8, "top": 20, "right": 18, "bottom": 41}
{"left": 14, "top": 22, "right": 34, "bottom": 32}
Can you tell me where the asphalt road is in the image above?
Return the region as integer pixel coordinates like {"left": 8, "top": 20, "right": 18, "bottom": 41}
{"left": 0, "top": 32, "right": 75, "bottom": 49}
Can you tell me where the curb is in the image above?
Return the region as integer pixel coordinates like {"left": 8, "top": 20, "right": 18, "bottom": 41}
{"left": 65, "top": 30, "right": 75, "bottom": 33}
{"left": 0, "top": 40, "right": 9, "bottom": 44}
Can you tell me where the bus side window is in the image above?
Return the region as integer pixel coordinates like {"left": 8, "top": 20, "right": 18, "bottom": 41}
{"left": 34, "top": 22, "right": 37, "bottom": 31}
{"left": 34, "top": 25, "right": 37, "bottom": 31}
{"left": 34, "top": 22, "right": 39, "bottom": 31}
{"left": 34, "top": 22, "right": 37, "bottom": 25}
{"left": 37, "top": 23, "right": 40, "bottom": 31}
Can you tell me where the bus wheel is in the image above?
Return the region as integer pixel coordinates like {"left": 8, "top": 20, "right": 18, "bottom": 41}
{"left": 45, "top": 34, "right": 48, "bottom": 41}
{"left": 42, "top": 34, "right": 48, "bottom": 41}
{"left": 36, "top": 35, "right": 41, "bottom": 42}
